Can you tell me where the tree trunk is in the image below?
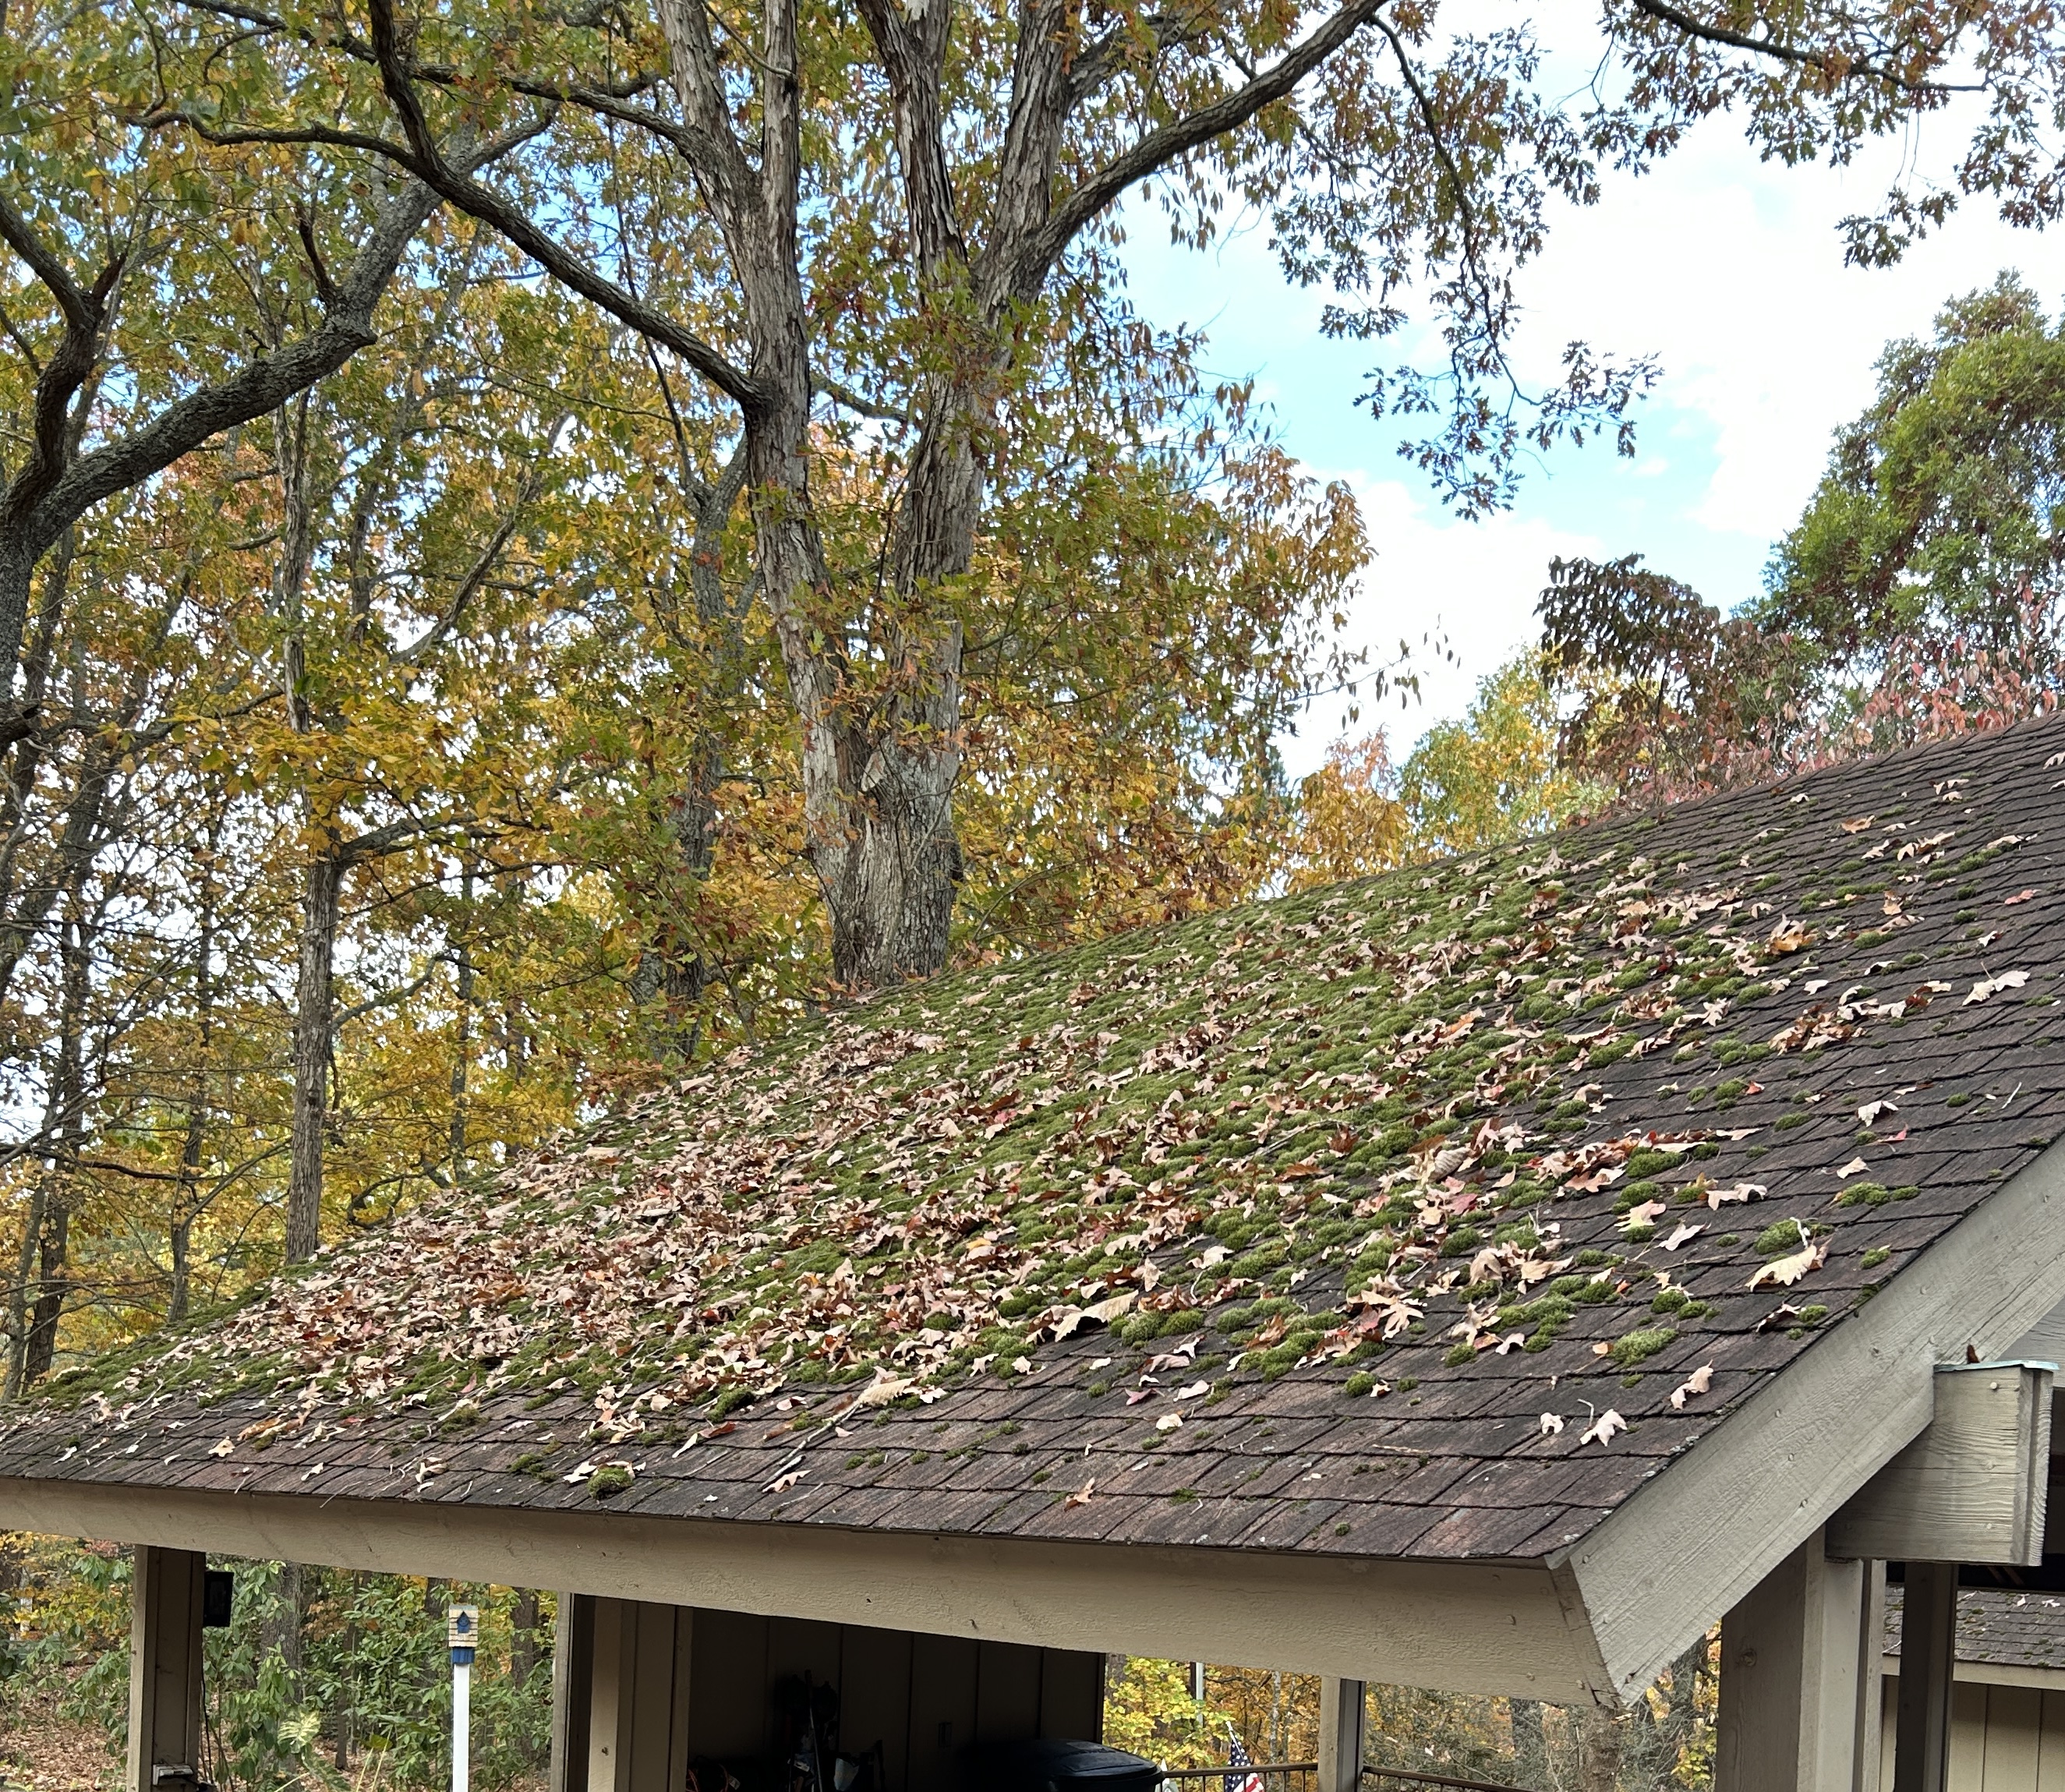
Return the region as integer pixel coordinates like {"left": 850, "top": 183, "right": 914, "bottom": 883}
{"left": 263, "top": 1561, "right": 306, "bottom": 1695}
{"left": 170, "top": 847, "right": 217, "bottom": 1324}
{"left": 285, "top": 851, "right": 341, "bottom": 1263}
{"left": 449, "top": 859, "right": 474, "bottom": 1175}
{"left": 511, "top": 1588, "right": 541, "bottom": 1689}
{"left": 21, "top": 903, "right": 90, "bottom": 1387}
{"left": 1575, "top": 1705, "right": 1622, "bottom": 1792}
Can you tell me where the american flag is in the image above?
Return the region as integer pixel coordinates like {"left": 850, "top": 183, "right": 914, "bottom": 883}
{"left": 1222, "top": 1732, "right": 1264, "bottom": 1792}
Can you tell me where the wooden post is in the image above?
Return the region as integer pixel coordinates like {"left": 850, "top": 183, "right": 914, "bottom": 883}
{"left": 127, "top": 1546, "right": 206, "bottom": 1792}
{"left": 550, "top": 1593, "right": 595, "bottom": 1792}
{"left": 1892, "top": 1564, "right": 1957, "bottom": 1792}
{"left": 1714, "top": 1529, "right": 1867, "bottom": 1792}
{"left": 554, "top": 1596, "right": 691, "bottom": 1792}
{"left": 1853, "top": 1562, "right": 1886, "bottom": 1792}
{"left": 1317, "top": 1678, "right": 1363, "bottom": 1792}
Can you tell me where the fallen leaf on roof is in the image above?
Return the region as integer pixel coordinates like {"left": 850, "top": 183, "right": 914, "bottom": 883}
{"left": 1065, "top": 1478, "right": 1094, "bottom": 1507}
{"left": 1621, "top": 1200, "right": 1667, "bottom": 1232}
{"left": 767, "top": 1469, "right": 804, "bottom": 1493}
{"left": 1539, "top": 1412, "right": 1564, "bottom": 1437}
{"left": 1580, "top": 1409, "right": 1627, "bottom": 1447}
{"left": 2006, "top": 890, "right": 2035, "bottom": 906}
{"left": 1837, "top": 1158, "right": 1869, "bottom": 1179}
{"left": 1840, "top": 815, "right": 1874, "bottom": 833}
{"left": 1967, "top": 970, "right": 2032, "bottom": 1004}
{"left": 1706, "top": 1181, "right": 1766, "bottom": 1210}
{"left": 1154, "top": 1412, "right": 1183, "bottom": 1432}
{"left": 1174, "top": 1380, "right": 1210, "bottom": 1400}
{"left": 1756, "top": 1303, "right": 1804, "bottom": 1334}
{"left": 1767, "top": 919, "right": 1813, "bottom": 954}
{"left": 208, "top": 1439, "right": 233, "bottom": 1458}
{"left": 1857, "top": 1099, "right": 1897, "bottom": 1126}
{"left": 848, "top": 1373, "right": 915, "bottom": 1411}
{"left": 1749, "top": 1232, "right": 1827, "bottom": 1289}
{"left": 1670, "top": 1364, "right": 1714, "bottom": 1409}
{"left": 1660, "top": 1223, "right": 1703, "bottom": 1252}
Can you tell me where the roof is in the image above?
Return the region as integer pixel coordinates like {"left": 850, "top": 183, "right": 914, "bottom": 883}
{"left": 11, "top": 717, "right": 2065, "bottom": 1698}
{"left": 1886, "top": 1586, "right": 2065, "bottom": 1677}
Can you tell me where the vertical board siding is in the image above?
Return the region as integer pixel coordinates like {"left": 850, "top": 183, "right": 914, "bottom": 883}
{"left": 1879, "top": 1674, "right": 2065, "bottom": 1790}
{"left": 906, "top": 1631, "right": 982, "bottom": 1792}
{"left": 1982, "top": 1686, "right": 2043, "bottom": 1789}
{"left": 840, "top": 1623, "right": 916, "bottom": 1790}
{"left": 976, "top": 1642, "right": 1045, "bottom": 1744}
{"left": 671, "top": 1610, "right": 1098, "bottom": 1792}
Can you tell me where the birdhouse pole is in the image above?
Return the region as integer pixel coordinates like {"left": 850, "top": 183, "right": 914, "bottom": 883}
{"left": 447, "top": 1603, "right": 479, "bottom": 1792}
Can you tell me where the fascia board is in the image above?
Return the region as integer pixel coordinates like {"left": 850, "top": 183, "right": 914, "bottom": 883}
{"left": 1558, "top": 1133, "right": 2065, "bottom": 1702}
{"left": 0, "top": 1475, "right": 1603, "bottom": 1703}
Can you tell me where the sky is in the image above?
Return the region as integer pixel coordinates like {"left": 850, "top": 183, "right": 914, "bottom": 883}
{"left": 1115, "top": 16, "right": 2065, "bottom": 776}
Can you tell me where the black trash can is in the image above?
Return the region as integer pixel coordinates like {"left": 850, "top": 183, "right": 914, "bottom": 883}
{"left": 963, "top": 1738, "right": 1164, "bottom": 1792}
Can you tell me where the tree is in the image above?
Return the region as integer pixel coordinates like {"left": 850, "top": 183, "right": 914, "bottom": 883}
{"left": 1769, "top": 274, "right": 2065, "bottom": 661}
{"left": 1538, "top": 277, "right": 2065, "bottom": 811}
{"left": 1282, "top": 657, "right": 1597, "bottom": 883}
{"left": 152, "top": 0, "right": 2065, "bottom": 987}
{"left": 0, "top": 2, "right": 548, "bottom": 736}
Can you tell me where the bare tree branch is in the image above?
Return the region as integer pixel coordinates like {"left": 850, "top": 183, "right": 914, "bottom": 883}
{"left": 1623, "top": 0, "right": 1981, "bottom": 94}
{"left": 1014, "top": 0, "right": 1389, "bottom": 295}
{"left": 365, "top": 0, "right": 762, "bottom": 410}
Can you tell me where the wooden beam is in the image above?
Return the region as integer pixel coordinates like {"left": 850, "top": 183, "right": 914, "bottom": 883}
{"left": 551, "top": 1593, "right": 596, "bottom": 1792}
{"left": 1826, "top": 1363, "right": 2053, "bottom": 1564}
{"left": 0, "top": 1477, "right": 1601, "bottom": 1703}
{"left": 1713, "top": 1529, "right": 1867, "bottom": 1792}
{"left": 127, "top": 1546, "right": 206, "bottom": 1792}
{"left": 1317, "top": 1679, "right": 1363, "bottom": 1792}
{"left": 1891, "top": 1563, "right": 1957, "bottom": 1792}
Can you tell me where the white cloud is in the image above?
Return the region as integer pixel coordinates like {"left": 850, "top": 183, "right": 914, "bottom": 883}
{"left": 1282, "top": 471, "right": 1602, "bottom": 779}
{"left": 1495, "top": 76, "right": 2065, "bottom": 545}
{"left": 1123, "top": 6, "right": 2065, "bottom": 757}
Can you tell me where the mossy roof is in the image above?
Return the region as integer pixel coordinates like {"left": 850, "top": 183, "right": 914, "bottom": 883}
{"left": 9, "top": 718, "right": 2065, "bottom": 1566}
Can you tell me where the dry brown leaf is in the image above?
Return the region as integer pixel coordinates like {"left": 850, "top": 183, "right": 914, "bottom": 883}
{"left": 1580, "top": 1409, "right": 1627, "bottom": 1447}
{"left": 1749, "top": 1232, "right": 1826, "bottom": 1289}
{"left": 1670, "top": 1363, "right": 1714, "bottom": 1410}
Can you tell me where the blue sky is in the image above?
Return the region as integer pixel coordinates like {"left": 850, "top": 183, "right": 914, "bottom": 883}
{"left": 1114, "top": 20, "right": 2065, "bottom": 773}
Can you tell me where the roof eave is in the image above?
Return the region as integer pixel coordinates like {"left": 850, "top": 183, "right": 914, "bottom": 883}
{"left": 0, "top": 1471, "right": 1611, "bottom": 1703}
{"left": 1561, "top": 1131, "right": 2065, "bottom": 1701}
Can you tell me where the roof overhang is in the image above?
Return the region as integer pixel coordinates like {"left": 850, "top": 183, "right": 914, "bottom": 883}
{"left": 0, "top": 1472, "right": 1607, "bottom": 1702}
{"left": 12, "top": 1139, "right": 2065, "bottom": 1711}
{"left": 1552, "top": 1130, "right": 2065, "bottom": 1702}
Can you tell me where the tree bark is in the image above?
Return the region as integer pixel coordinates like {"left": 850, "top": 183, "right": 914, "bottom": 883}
{"left": 1574, "top": 1705, "right": 1623, "bottom": 1792}
{"left": 19, "top": 903, "right": 91, "bottom": 1388}
{"left": 285, "top": 850, "right": 341, "bottom": 1263}
{"left": 511, "top": 1588, "right": 541, "bottom": 1688}
{"left": 170, "top": 825, "right": 220, "bottom": 1324}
